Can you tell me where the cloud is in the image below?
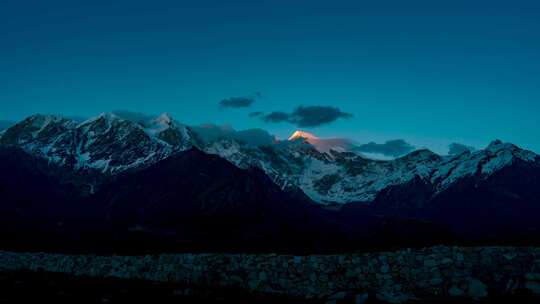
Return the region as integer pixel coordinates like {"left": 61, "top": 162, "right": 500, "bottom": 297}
{"left": 262, "top": 111, "right": 290, "bottom": 123}
{"left": 260, "top": 106, "right": 353, "bottom": 127}
{"left": 220, "top": 97, "right": 255, "bottom": 108}
{"left": 354, "top": 139, "right": 415, "bottom": 158}
{"left": 448, "top": 143, "right": 476, "bottom": 155}
{"left": 290, "top": 106, "right": 353, "bottom": 127}
{"left": 219, "top": 92, "right": 263, "bottom": 109}
{"left": 249, "top": 111, "right": 264, "bottom": 117}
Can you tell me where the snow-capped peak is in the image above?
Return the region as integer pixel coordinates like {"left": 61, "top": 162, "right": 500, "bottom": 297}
{"left": 483, "top": 139, "right": 537, "bottom": 163}
{"left": 0, "top": 112, "right": 202, "bottom": 175}
{"left": 78, "top": 112, "right": 121, "bottom": 127}
{"left": 487, "top": 139, "right": 503, "bottom": 147}
{"left": 154, "top": 112, "right": 173, "bottom": 126}
{"left": 96, "top": 112, "right": 120, "bottom": 121}
{"left": 288, "top": 130, "right": 318, "bottom": 141}
{"left": 286, "top": 131, "right": 355, "bottom": 154}
{"left": 144, "top": 113, "right": 176, "bottom": 136}
{"left": 485, "top": 139, "right": 508, "bottom": 152}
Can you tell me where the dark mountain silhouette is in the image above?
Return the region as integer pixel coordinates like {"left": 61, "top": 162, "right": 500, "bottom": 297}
{"left": 91, "top": 147, "right": 347, "bottom": 253}
{"left": 0, "top": 147, "right": 349, "bottom": 253}
{"left": 341, "top": 157, "right": 540, "bottom": 244}
{"left": 0, "top": 142, "right": 539, "bottom": 254}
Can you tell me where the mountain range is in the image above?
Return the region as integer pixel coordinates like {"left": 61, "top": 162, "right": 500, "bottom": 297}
{"left": 1, "top": 113, "right": 538, "bottom": 204}
{"left": 0, "top": 112, "right": 539, "bottom": 253}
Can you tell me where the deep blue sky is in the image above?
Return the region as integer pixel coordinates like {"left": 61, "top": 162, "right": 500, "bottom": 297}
{"left": 1, "top": 0, "right": 539, "bottom": 153}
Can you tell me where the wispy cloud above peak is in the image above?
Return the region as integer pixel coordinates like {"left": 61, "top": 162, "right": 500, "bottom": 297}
{"left": 354, "top": 139, "right": 416, "bottom": 158}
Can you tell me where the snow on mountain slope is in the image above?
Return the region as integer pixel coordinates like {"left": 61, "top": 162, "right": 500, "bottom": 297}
{"left": 206, "top": 135, "right": 539, "bottom": 204}
{"left": 288, "top": 130, "right": 354, "bottom": 153}
{"left": 1, "top": 113, "right": 538, "bottom": 206}
{"left": 142, "top": 113, "right": 201, "bottom": 148}
{"left": 431, "top": 140, "right": 539, "bottom": 192}
{"left": 288, "top": 130, "right": 318, "bottom": 141}
{"left": 0, "top": 115, "right": 79, "bottom": 165}
{"left": 0, "top": 113, "right": 199, "bottom": 174}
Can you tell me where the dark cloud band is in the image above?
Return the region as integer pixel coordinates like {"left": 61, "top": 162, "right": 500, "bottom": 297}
{"left": 219, "top": 92, "right": 264, "bottom": 109}
{"left": 219, "top": 96, "right": 255, "bottom": 109}
{"left": 262, "top": 111, "right": 290, "bottom": 123}
{"left": 260, "top": 106, "right": 353, "bottom": 127}
{"left": 249, "top": 111, "right": 264, "bottom": 117}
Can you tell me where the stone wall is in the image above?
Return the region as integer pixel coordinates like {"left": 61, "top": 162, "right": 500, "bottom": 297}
{"left": 1, "top": 246, "right": 540, "bottom": 303}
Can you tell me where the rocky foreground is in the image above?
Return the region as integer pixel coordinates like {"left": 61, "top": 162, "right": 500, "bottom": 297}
{"left": 1, "top": 246, "right": 540, "bottom": 303}
{"left": 0, "top": 270, "right": 312, "bottom": 304}
{"left": 1, "top": 270, "right": 539, "bottom": 304}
